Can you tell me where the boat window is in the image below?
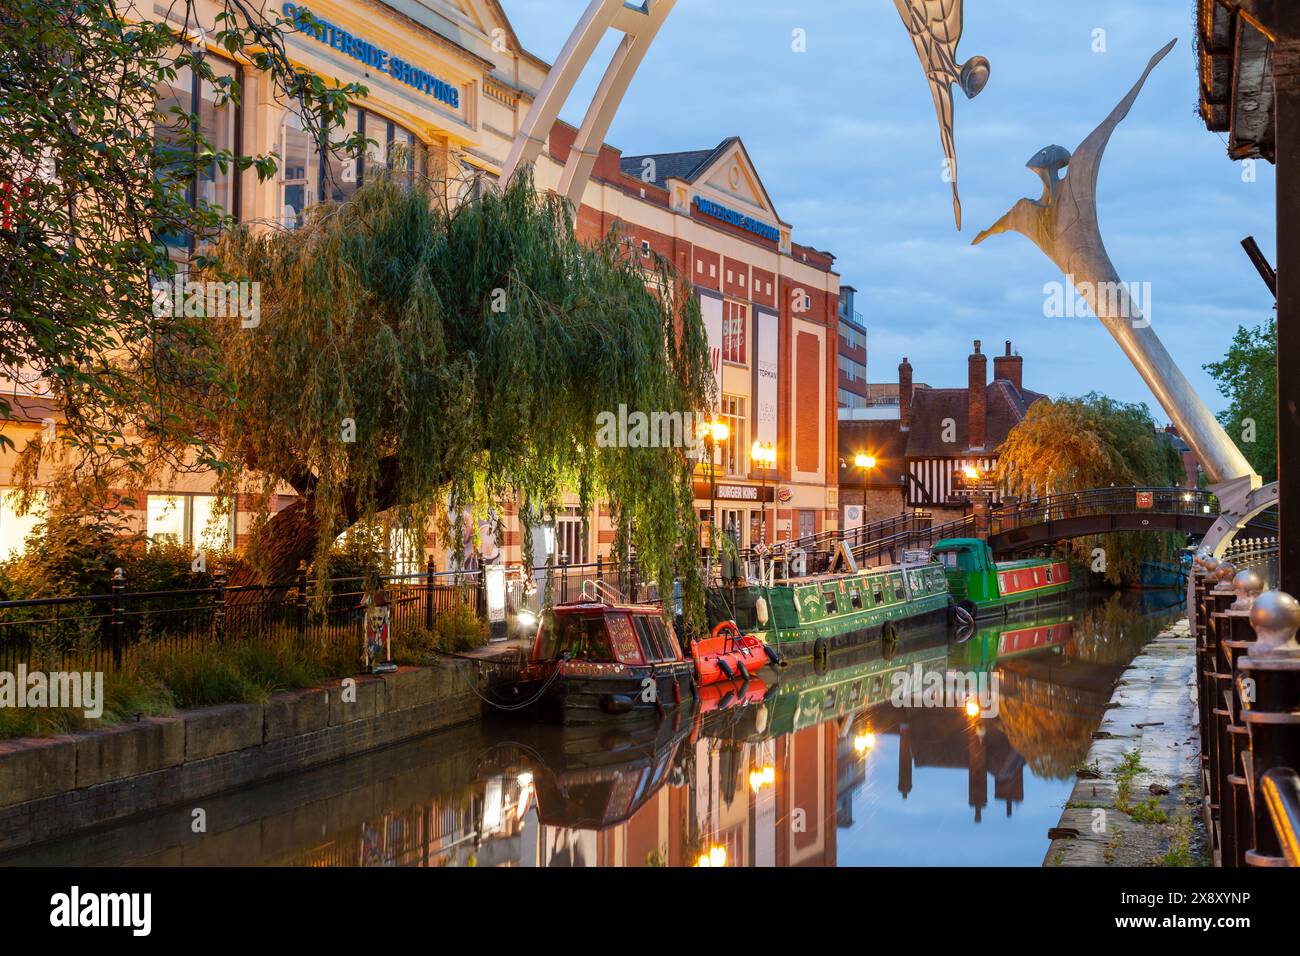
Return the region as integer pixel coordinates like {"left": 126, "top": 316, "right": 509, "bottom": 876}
{"left": 894, "top": 576, "right": 905, "bottom": 600}
{"left": 873, "top": 587, "right": 884, "bottom": 604}
{"left": 823, "top": 588, "right": 838, "bottom": 614}
{"left": 1045, "top": 566, "right": 1053, "bottom": 582}
{"left": 632, "top": 613, "right": 681, "bottom": 662}
{"left": 542, "top": 615, "right": 614, "bottom": 661}
{"left": 650, "top": 616, "right": 683, "bottom": 659}
{"left": 938, "top": 551, "right": 959, "bottom": 568}
{"left": 632, "top": 614, "right": 664, "bottom": 661}
{"left": 849, "top": 588, "right": 862, "bottom": 610}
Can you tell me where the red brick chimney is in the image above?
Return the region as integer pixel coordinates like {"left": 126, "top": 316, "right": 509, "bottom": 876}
{"left": 898, "top": 356, "right": 913, "bottom": 431}
{"left": 968, "top": 340, "right": 986, "bottom": 451}
{"left": 993, "top": 340, "right": 1023, "bottom": 392}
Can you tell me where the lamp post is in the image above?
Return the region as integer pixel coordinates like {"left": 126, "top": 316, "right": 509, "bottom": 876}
{"left": 854, "top": 453, "right": 876, "bottom": 544}
{"left": 752, "top": 440, "right": 776, "bottom": 547}
{"left": 701, "top": 419, "right": 729, "bottom": 580}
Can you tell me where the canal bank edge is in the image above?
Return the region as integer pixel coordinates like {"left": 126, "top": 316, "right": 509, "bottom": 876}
{"left": 0, "top": 659, "right": 482, "bottom": 854}
{"left": 1043, "top": 619, "right": 1206, "bottom": 867}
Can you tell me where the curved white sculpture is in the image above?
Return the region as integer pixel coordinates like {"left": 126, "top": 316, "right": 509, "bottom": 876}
{"left": 973, "top": 39, "right": 1257, "bottom": 492}
{"left": 893, "top": 0, "right": 989, "bottom": 230}
{"left": 501, "top": 0, "right": 677, "bottom": 208}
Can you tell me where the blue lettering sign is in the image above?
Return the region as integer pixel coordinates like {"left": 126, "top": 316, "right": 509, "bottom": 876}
{"left": 283, "top": 3, "right": 460, "bottom": 110}
{"left": 693, "top": 197, "right": 780, "bottom": 243}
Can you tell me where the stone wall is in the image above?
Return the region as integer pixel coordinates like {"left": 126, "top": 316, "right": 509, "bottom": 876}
{"left": 0, "top": 660, "right": 481, "bottom": 855}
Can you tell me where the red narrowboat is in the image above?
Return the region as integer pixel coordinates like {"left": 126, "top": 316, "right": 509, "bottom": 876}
{"left": 492, "top": 599, "right": 696, "bottom": 724}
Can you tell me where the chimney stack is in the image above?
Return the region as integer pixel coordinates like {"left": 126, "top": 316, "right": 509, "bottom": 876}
{"left": 899, "top": 357, "right": 913, "bottom": 431}
{"left": 968, "top": 340, "right": 986, "bottom": 451}
{"left": 993, "top": 340, "right": 1023, "bottom": 392}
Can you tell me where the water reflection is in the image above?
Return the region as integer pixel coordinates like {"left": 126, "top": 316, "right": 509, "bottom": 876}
{"left": 2, "top": 591, "right": 1183, "bottom": 868}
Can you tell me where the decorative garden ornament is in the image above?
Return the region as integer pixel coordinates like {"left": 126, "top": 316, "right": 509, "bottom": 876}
{"left": 362, "top": 587, "right": 396, "bottom": 674}
{"left": 893, "top": 0, "right": 989, "bottom": 230}
{"left": 972, "top": 39, "right": 1258, "bottom": 495}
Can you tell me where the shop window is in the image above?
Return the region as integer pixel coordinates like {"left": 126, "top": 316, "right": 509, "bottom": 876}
{"left": 723, "top": 300, "right": 746, "bottom": 364}
{"left": 322, "top": 106, "right": 363, "bottom": 205}
{"left": 155, "top": 54, "right": 242, "bottom": 253}
{"left": 279, "top": 110, "right": 323, "bottom": 231}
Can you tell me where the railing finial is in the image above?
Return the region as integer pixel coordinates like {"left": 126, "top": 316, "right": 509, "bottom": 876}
{"left": 1249, "top": 590, "right": 1300, "bottom": 658}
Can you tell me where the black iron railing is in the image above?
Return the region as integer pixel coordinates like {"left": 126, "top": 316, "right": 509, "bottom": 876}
{"left": 0, "top": 557, "right": 662, "bottom": 675}
{"left": 1191, "top": 555, "right": 1300, "bottom": 867}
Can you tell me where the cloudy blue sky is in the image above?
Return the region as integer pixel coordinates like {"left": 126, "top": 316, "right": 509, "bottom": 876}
{"left": 502, "top": 0, "right": 1276, "bottom": 419}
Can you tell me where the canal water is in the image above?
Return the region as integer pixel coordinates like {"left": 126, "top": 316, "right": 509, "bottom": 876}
{"left": 4, "top": 589, "right": 1184, "bottom": 867}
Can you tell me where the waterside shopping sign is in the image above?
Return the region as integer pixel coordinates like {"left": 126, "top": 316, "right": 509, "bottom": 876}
{"left": 283, "top": 3, "right": 461, "bottom": 110}
{"left": 693, "top": 196, "right": 780, "bottom": 244}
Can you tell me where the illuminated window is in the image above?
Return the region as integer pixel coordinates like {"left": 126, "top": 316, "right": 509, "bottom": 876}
{"left": 147, "top": 494, "right": 234, "bottom": 549}
{"left": 0, "top": 490, "right": 45, "bottom": 559}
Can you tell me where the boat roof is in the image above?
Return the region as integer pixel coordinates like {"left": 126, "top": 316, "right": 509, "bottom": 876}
{"left": 551, "top": 600, "right": 662, "bottom": 615}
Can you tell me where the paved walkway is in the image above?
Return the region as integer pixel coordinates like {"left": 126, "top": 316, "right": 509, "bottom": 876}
{"left": 1043, "top": 618, "right": 1208, "bottom": 867}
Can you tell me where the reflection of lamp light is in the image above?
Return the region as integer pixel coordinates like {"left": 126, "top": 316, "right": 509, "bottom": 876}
{"left": 517, "top": 609, "right": 538, "bottom": 630}
{"left": 963, "top": 465, "right": 980, "bottom": 481}
{"left": 748, "top": 765, "right": 776, "bottom": 791}
{"left": 965, "top": 697, "right": 981, "bottom": 718}
{"left": 696, "top": 845, "right": 728, "bottom": 867}
{"left": 853, "top": 732, "right": 876, "bottom": 754}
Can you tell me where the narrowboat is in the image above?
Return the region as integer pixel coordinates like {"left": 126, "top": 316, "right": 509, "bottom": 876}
{"left": 931, "top": 538, "right": 1070, "bottom": 619}
{"left": 488, "top": 598, "right": 695, "bottom": 725}
{"left": 705, "top": 558, "right": 952, "bottom": 662}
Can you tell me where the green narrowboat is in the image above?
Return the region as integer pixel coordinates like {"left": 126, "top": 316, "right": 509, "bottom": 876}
{"left": 931, "top": 538, "right": 1071, "bottom": 620}
{"left": 705, "top": 559, "right": 952, "bottom": 661}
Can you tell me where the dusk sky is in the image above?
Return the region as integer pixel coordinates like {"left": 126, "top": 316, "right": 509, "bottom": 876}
{"left": 503, "top": 0, "right": 1277, "bottom": 420}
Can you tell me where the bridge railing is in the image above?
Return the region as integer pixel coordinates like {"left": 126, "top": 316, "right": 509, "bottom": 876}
{"left": 1191, "top": 558, "right": 1300, "bottom": 867}
{"left": 990, "top": 486, "right": 1221, "bottom": 536}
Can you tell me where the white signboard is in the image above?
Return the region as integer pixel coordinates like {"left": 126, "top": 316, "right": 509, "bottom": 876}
{"left": 755, "top": 308, "right": 779, "bottom": 447}
{"left": 700, "top": 293, "right": 723, "bottom": 408}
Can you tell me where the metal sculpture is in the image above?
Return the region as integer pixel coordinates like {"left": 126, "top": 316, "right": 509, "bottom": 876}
{"left": 892, "top": 0, "right": 990, "bottom": 230}
{"left": 972, "top": 39, "right": 1257, "bottom": 496}
{"left": 500, "top": 0, "right": 676, "bottom": 208}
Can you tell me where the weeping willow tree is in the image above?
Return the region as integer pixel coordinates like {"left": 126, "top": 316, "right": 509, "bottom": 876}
{"left": 995, "top": 393, "right": 1185, "bottom": 585}
{"left": 201, "top": 166, "right": 713, "bottom": 626}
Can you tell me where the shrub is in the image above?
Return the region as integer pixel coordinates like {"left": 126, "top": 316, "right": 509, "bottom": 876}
{"left": 431, "top": 603, "right": 487, "bottom": 653}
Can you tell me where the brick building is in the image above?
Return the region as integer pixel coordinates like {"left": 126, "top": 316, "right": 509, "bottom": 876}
{"left": 838, "top": 339, "right": 1046, "bottom": 526}
{"left": 527, "top": 129, "right": 842, "bottom": 559}
{"left": 0, "top": 0, "right": 843, "bottom": 570}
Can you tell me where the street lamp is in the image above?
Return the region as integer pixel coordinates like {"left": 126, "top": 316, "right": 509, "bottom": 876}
{"left": 751, "top": 440, "right": 776, "bottom": 546}
{"left": 700, "top": 419, "right": 729, "bottom": 579}
{"left": 854, "top": 453, "right": 876, "bottom": 543}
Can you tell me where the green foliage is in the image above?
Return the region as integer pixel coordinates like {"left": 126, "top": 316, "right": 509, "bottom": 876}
{"left": 0, "top": 0, "right": 363, "bottom": 509}
{"left": 1204, "top": 316, "right": 1277, "bottom": 482}
{"left": 430, "top": 604, "right": 488, "bottom": 653}
{"left": 206, "top": 168, "right": 713, "bottom": 631}
{"left": 996, "top": 392, "right": 1186, "bottom": 585}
